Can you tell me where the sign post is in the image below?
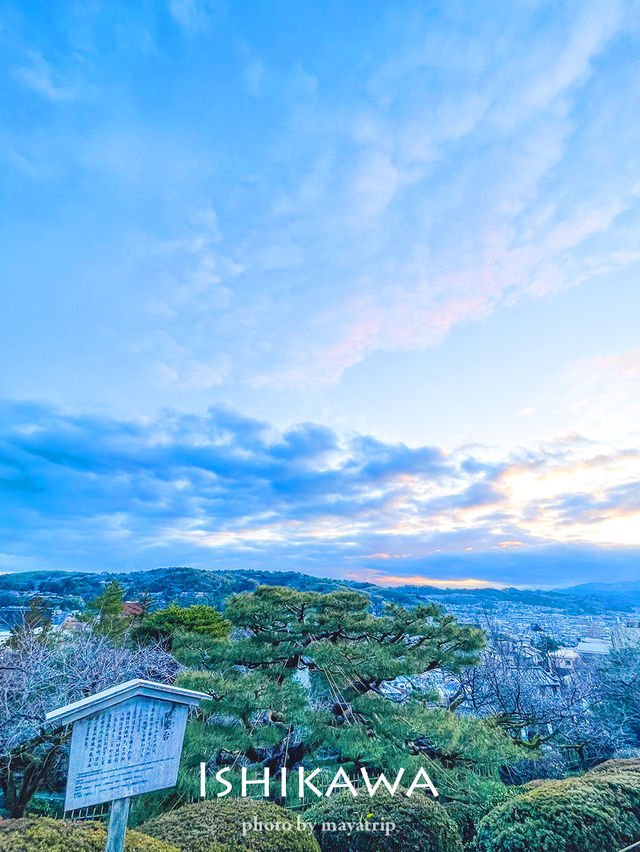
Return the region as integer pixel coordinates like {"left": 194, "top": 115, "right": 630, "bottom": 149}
{"left": 46, "top": 679, "right": 209, "bottom": 852}
{"left": 105, "top": 798, "right": 130, "bottom": 852}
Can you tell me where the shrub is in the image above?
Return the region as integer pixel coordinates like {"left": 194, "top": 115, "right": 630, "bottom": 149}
{"left": 24, "top": 797, "right": 65, "bottom": 819}
{"left": 441, "top": 784, "right": 514, "bottom": 847}
{"left": 0, "top": 817, "right": 181, "bottom": 852}
{"left": 441, "top": 801, "right": 483, "bottom": 846}
{"left": 473, "top": 767, "right": 640, "bottom": 852}
{"left": 588, "top": 756, "right": 640, "bottom": 775}
{"left": 305, "top": 788, "right": 463, "bottom": 852}
{"left": 140, "top": 798, "right": 320, "bottom": 852}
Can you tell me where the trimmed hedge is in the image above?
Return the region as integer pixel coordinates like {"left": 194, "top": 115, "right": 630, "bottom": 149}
{"left": 0, "top": 817, "right": 180, "bottom": 852}
{"left": 442, "top": 786, "right": 514, "bottom": 847}
{"left": 305, "top": 788, "right": 463, "bottom": 852}
{"left": 140, "top": 798, "right": 320, "bottom": 852}
{"left": 473, "top": 763, "right": 640, "bottom": 852}
{"left": 588, "top": 757, "right": 640, "bottom": 775}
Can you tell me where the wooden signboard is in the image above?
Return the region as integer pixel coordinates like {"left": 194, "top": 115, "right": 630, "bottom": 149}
{"left": 64, "top": 695, "right": 189, "bottom": 810}
{"left": 47, "top": 679, "right": 209, "bottom": 852}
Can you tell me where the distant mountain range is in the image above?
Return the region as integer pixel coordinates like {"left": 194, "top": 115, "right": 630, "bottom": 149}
{"left": 560, "top": 580, "right": 640, "bottom": 594}
{"left": 1, "top": 566, "right": 639, "bottom": 616}
{"left": 556, "top": 580, "right": 640, "bottom": 611}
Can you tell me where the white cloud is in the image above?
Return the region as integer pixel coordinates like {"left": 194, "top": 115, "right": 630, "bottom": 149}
{"left": 553, "top": 347, "right": 640, "bottom": 444}
{"left": 14, "top": 51, "right": 77, "bottom": 101}
{"left": 155, "top": 355, "right": 231, "bottom": 389}
{"left": 349, "top": 149, "right": 400, "bottom": 221}
{"left": 2, "top": 401, "right": 639, "bottom": 580}
{"left": 248, "top": 0, "right": 639, "bottom": 388}
{"left": 168, "top": 0, "right": 214, "bottom": 31}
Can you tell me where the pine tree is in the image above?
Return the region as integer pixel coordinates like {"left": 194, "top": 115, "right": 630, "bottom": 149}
{"left": 83, "top": 580, "right": 128, "bottom": 639}
{"left": 175, "top": 585, "right": 520, "bottom": 808}
{"left": 132, "top": 603, "right": 231, "bottom": 653}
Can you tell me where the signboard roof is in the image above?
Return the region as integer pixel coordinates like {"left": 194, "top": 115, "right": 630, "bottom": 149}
{"left": 46, "top": 679, "right": 210, "bottom": 726}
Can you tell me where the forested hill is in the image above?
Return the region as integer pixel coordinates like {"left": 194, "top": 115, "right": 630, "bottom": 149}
{"left": 0, "top": 565, "right": 634, "bottom": 614}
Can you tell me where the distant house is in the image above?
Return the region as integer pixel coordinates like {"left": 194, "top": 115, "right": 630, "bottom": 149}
{"left": 123, "top": 601, "right": 144, "bottom": 617}
{"left": 575, "top": 636, "right": 612, "bottom": 657}
{"left": 548, "top": 647, "right": 579, "bottom": 674}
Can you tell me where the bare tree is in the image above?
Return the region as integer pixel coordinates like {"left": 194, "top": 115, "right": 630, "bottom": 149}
{"left": 592, "top": 649, "right": 640, "bottom": 752}
{"left": 0, "top": 629, "right": 179, "bottom": 817}
{"left": 453, "top": 644, "right": 624, "bottom": 776}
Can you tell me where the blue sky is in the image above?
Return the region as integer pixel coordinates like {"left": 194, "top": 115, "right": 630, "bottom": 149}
{"left": 1, "top": 0, "right": 639, "bottom": 587}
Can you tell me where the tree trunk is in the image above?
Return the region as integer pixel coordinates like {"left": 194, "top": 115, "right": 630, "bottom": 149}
{"left": 1, "top": 738, "right": 63, "bottom": 818}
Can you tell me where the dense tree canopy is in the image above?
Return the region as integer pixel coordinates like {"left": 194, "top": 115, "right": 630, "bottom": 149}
{"left": 132, "top": 604, "right": 231, "bottom": 650}
{"left": 222, "top": 585, "right": 485, "bottom": 687}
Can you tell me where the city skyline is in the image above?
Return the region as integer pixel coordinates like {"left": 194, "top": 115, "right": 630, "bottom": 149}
{"left": 1, "top": 1, "right": 639, "bottom": 586}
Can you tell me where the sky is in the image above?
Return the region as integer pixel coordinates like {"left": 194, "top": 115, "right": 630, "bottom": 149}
{"left": 1, "top": 0, "right": 639, "bottom": 588}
